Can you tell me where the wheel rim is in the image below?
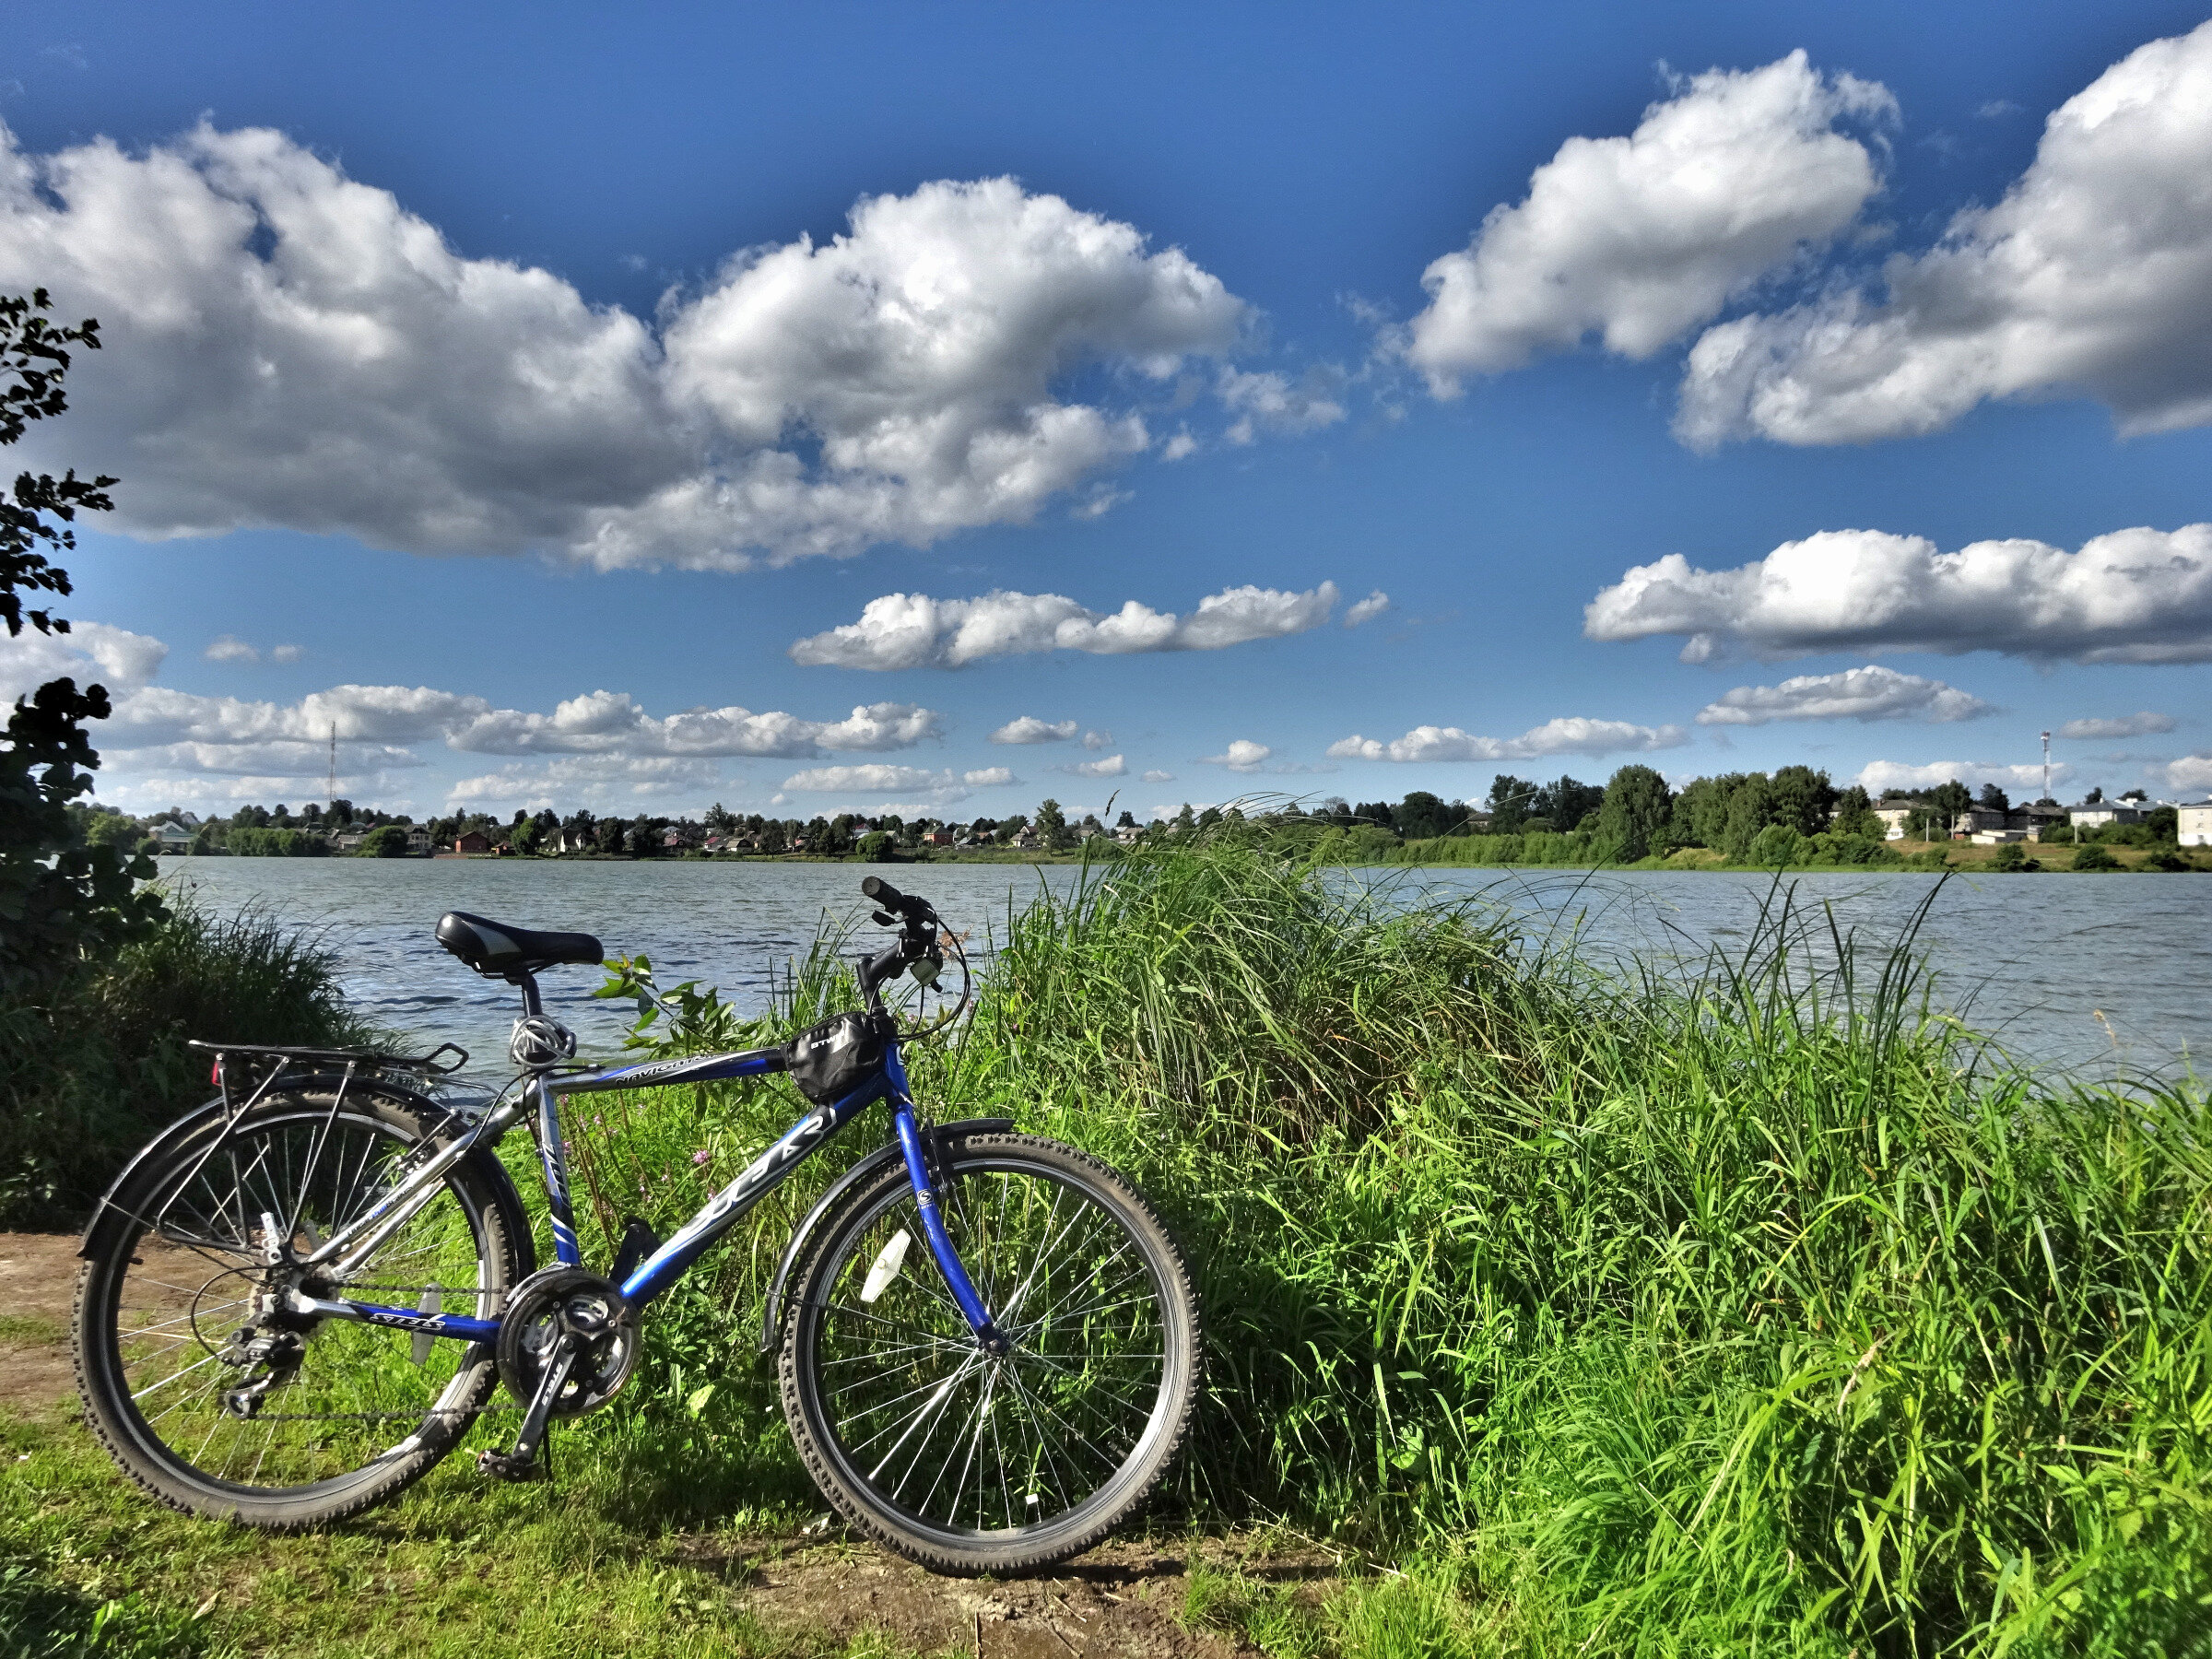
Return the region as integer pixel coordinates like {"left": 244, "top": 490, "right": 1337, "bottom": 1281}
{"left": 100, "top": 1107, "right": 498, "bottom": 1494}
{"left": 802, "top": 1158, "right": 1175, "bottom": 1541}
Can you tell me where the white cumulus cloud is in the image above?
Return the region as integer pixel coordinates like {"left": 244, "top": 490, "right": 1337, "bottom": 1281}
{"left": 1328, "top": 717, "right": 1687, "bottom": 762}
{"left": 962, "top": 766, "right": 1017, "bottom": 787}
{"left": 1218, "top": 366, "right": 1347, "bottom": 443}
{"left": 1586, "top": 524, "right": 2212, "bottom": 664}
{"left": 2162, "top": 754, "right": 2212, "bottom": 794}
{"left": 448, "top": 694, "right": 940, "bottom": 758}
{"left": 1343, "top": 591, "right": 1391, "bottom": 628}
{"left": 788, "top": 582, "right": 1341, "bottom": 669}
{"left": 1202, "top": 739, "right": 1272, "bottom": 773}
{"left": 1403, "top": 52, "right": 1894, "bottom": 390}
{"left": 205, "top": 635, "right": 258, "bottom": 663}
{"left": 1855, "top": 759, "right": 2073, "bottom": 796}
{"left": 1142, "top": 769, "right": 1175, "bottom": 782}
{"left": 1696, "top": 665, "right": 1994, "bottom": 725}
{"left": 0, "top": 620, "right": 167, "bottom": 700}
{"left": 1, "top": 124, "right": 1254, "bottom": 569}
{"left": 1058, "top": 754, "right": 1126, "bottom": 778}
{"left": 989, "top": 715, "right": 1078, "bottom": 745}
{"left": 1677, "top": 23, "right": 2212, "bottom": 446}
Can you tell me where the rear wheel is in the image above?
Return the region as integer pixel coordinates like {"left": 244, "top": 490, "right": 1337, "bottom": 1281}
{"left": 781, "top": 1132, "right": 1199, "bottom": 1573}
{"left": 74, "top": 1088, "right": 526, "bottom": 1527}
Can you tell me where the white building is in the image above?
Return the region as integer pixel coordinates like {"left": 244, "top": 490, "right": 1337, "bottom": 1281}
{"left": 2180, "top": 801, "right": 2212, "bottom": 848}
{"left": 1871, "top": 800, "right": 1918, "bottom": 841}
{"left": 2071, "top": 799, "right": 2147, "bottom": 829}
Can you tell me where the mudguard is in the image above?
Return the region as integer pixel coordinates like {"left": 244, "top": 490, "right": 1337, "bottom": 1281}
{"left": 77, "top": 1072, "right": 535, "bottom": 1283}
{"left": 758, "top": 1115, "right": 1014, "bottom": 1354}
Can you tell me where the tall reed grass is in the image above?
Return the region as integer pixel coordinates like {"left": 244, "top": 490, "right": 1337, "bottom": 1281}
{"left": 572, "top": 840, "right": 2208, "bottom": 1655}
{"left": 0, "top": 896, "right": 374, "bottom": 1225}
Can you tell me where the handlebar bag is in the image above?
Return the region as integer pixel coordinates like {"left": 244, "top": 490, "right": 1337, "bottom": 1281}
{"left": 782, "top": 1010, "right": 895, "bottom": 1105}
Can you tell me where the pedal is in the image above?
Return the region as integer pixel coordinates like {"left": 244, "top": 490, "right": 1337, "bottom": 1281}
{"left": 477, "top": 1446, "right": 548, "bottom": 1482}
{"left": 609, "top": 1217, "right": 663, "bottom": 1285}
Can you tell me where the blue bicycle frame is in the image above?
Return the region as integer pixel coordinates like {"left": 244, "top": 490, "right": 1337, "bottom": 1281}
{"left": 284, "top": 939, "right": 1000, "bottom": 1356}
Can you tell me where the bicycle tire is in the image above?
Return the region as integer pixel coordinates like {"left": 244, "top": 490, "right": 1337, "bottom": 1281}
{"left": 780, "top": 1131, "right": 1199, "bottom": 1574}
{"left": 74, "top": 1087, "right": 527, "bottom": 1527}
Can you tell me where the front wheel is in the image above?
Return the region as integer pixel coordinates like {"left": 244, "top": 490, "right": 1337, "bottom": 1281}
{"left": 780, "top": 1132, "right": 1199, "bottom": 1574}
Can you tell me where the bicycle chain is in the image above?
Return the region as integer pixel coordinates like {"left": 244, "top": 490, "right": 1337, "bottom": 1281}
{"left": 234, "top": 1403, "right": 523, "bottom": 1424}
{"left": 221, "top": 1279, "right": 520, "bottom": 1424}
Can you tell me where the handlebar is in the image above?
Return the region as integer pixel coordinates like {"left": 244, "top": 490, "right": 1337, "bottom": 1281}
{"left": 860, "top": 875, "right": 935, "bottom": 925}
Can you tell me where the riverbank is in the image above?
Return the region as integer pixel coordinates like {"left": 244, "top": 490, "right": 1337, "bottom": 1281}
{"left": 1376, "top": 833, "right": 2210, "bottom": 874}
{"left": 10, "top": 842, "right": 2206, "bottom": 1656}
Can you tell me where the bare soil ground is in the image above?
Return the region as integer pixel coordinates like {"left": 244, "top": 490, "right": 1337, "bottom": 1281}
{"left": 0, "top": 1231, "right": 78, "bottom": 1422}
{"left": 2, "top": 1231, "right": 1336, "bottom": 1659}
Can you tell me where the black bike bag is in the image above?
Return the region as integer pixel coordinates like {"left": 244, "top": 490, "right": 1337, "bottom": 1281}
{"left": 782, "top": 1011, "right": 895, "bottom": 1105}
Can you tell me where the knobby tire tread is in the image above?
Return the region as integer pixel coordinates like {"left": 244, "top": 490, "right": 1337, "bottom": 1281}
{"left": 778, "top": 1131, "right": 1200, "bottom": 1576}
{"left": 72, "top": 1089, "right": 524, "bottom": 1529}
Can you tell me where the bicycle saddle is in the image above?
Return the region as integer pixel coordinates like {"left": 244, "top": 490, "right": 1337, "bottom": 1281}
{"left": 435, "top": 911, "right": 604, "bottom": 976}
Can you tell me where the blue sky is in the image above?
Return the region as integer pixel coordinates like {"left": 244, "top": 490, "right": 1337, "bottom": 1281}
{"left": 4, "top": 1, "right": 2209, "bottom": 822}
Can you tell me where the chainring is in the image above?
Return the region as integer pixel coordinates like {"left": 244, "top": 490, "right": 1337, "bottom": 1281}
{"left": 494, "top": 1266, "right": 640, "bottom": 1418}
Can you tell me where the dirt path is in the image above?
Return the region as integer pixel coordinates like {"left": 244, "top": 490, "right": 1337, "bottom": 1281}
{"left": 2, "top": 1231, "right": 1335, "bottom": 1658}
{"left": 0, "top": 1231, "right": 79, "bottom": 1422}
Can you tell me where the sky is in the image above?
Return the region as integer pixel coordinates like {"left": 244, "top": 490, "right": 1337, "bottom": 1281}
{"left": 3, "top": 0, "right": 2209, "bottom": 824}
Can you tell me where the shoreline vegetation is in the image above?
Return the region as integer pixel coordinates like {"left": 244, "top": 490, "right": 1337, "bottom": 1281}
{"left": 100, "top": 763, "right": 2208, "bottom": 877}
{"left": 6, "top": 838, "right": 2210, "bottom": 1656}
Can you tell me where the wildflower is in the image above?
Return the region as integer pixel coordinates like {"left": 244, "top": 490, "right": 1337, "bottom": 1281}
{"left": 692, "top": 1148, "right": 712, "bottom": 1166}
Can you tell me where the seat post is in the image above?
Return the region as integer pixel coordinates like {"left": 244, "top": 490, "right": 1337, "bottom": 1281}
{"left": 511, "top": 971, "right": 545, "bottom": 1018}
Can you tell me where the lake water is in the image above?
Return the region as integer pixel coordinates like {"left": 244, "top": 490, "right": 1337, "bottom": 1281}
{"left": 153, "top": 859, "right": 2208, "bottom": 1084}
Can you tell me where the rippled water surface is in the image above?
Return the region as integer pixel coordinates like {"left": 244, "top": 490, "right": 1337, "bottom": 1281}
{"left": 155, "top": 859, "right": 2206, "bottom": 1082}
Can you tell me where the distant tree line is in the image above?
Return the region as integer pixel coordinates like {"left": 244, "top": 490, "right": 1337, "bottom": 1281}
{"left": 90, "top": 765, "right": 2192, "bottom": 868}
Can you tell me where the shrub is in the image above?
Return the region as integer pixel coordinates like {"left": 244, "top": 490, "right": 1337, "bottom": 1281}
{"left": 0, "top": 898, "right": 374, "bottom": 1225}
{"left": 360, "top": 824, "right": 410, "bottom": 857}
{"left": 2071, "top": 842, "right": 2122, "bottom": 871}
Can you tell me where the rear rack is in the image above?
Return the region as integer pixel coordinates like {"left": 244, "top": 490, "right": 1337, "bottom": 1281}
{"left": 185, "top": 1039, "right": 472, "bottom": 1076}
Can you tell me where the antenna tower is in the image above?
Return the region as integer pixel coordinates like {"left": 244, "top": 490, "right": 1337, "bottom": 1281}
{"left": 2041, "top": 730, "right": 2052, "bottom": 802}
{"left": 328, "top": 724, "right": 337, "bottom": 809}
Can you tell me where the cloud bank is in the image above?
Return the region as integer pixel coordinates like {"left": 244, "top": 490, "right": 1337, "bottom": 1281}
{"left": 1678, "top": 22, "right": 2212, "bottom": 445}
{"left": 1586, "top": 524, "right": 2212, "bottom": 664}
{"left": 789, "top": 582, "right": 1342, "bottom": 669}
{"left": 0, "top": 618, "right": 945, "bottom": 804}
{"left": 1327, "top": 716, "right": 1686, "bottom": 763}
{"left": 1697, "top": 665, "right": 1993, "bottom": 725}
{"left": 1, "top": 126, "right": 1259, "bottom": 569}
{"left": 1403, "top": 52, "right": 1893, "bottom": 390}
{"left": 2059, "top": 712, "right": 2175, "bottom": 740}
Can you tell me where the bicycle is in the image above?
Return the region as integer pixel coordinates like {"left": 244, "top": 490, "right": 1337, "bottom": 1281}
{"left": 72, "top": 876, "right": 1200, "bottom": 1575}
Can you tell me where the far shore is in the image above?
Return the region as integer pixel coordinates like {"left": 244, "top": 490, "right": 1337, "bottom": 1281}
{"left": 172, "top": 836, "right": 2210, "bottom": 875}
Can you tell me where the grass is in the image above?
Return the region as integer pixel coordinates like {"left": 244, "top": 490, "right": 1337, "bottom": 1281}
{"left": 0, "top": 895, "right": 378, "bottom": 1228}
{"left": 6, "top": 838, "right": 2209, "bottom": 1656}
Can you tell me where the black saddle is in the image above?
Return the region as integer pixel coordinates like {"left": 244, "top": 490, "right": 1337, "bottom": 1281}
{"left": 435, "top": 911, "right": 604, "bottom": 978}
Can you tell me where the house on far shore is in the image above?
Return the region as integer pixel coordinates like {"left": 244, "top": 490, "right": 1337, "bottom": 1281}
{"left": 406, "top": 827, "right": 430, "bottom": 854}
{"left": 2071, "top": 798, "right": 2147, "bottom": 830}
{"left": 153, "top": 821, "right": 194, "bottom": 854}
{"left": 1871, "top": 799, "right": 1917, "bottom": 840}
{"left": 924, "top": 827, "right": 957, "bottom": 847}
{"left": 329, "top": 829, "right": 369, "bottom": 853}
{"left": 2179, "top": 801, "right": 2212, "bottom": 847}
{"left": 453, "top": 830, "right": 491, "bottom": 854}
